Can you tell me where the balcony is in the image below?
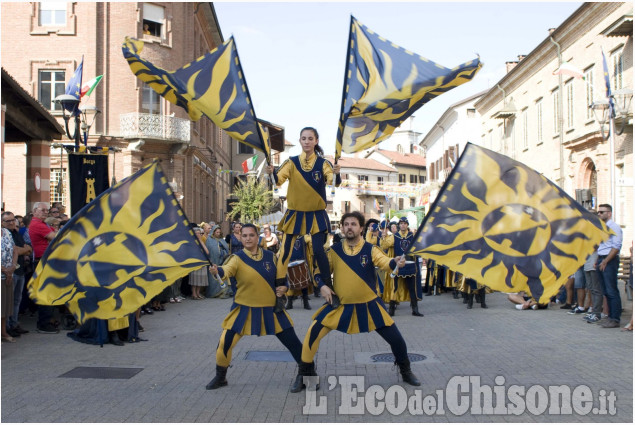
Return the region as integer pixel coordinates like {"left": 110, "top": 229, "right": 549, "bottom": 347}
{"left": 120, "top": 112, "right": 190, "bottom": 143}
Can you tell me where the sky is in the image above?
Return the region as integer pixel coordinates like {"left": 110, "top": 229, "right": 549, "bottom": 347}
{"left": 214, "top": 1, "right": 583, "bottom": 156}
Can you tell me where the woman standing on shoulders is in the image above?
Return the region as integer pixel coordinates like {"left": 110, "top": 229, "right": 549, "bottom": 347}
{"left": 267, "top": 127, "right": 341, "bottom": 309}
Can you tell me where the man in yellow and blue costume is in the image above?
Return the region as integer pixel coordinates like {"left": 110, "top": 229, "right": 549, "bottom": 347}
{"left": 381, "top": 217, "right": 423, "bottom": 317}
{"left": 206, "top": 224, "right": 304, "bottom": 392}
{"left": 293, "top": 212, "right": 421, "bottom": 391}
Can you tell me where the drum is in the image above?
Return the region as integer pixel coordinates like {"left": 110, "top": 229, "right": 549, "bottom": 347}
{"left": 287, "top": 260, "right": 311, "bottom": 291}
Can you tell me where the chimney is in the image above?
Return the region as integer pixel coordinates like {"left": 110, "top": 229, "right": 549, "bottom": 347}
{"left": 517, "top": 55, "right": 526, "bottom": 62}
{"left": 505, "top": 61, "right": 519, "bottom": 73}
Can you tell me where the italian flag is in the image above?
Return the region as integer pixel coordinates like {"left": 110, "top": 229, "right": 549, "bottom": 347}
{"left": 81, "top": 75, "right": 103, "bottom": 98}
{"left": 552, "top": 62, "right": 584, "bottom": 80}
{"left": 241, "top": 155, "right": 258, "bottom": 173}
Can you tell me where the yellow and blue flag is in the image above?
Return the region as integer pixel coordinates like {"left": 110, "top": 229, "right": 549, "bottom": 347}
{"left": 407, "top": 143, "right": 610, "bottom": 304}
{"left": 122, "top": 36, "right": 270, "bottom": 162}
{"left": 335, "top": 16, "right": 481, "bottom": 160}
{"left": 28, "top": 161, "right": 209, "bottom": 323}
{"left": 64, "top": 57, "right": 83, "bottom": 116}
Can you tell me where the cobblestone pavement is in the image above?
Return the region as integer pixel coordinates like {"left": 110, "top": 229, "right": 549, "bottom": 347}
{"left": 1, "top": 290, "right": 632, "bottom": 422}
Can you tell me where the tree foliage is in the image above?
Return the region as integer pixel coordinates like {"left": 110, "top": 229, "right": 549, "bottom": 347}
{"left": 228, "top": 177, "right": 276, "bottom": 223}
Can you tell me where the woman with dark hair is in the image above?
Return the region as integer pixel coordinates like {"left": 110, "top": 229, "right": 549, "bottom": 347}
{"left": 267, "top": 127, "right": 341, "bottom": 309}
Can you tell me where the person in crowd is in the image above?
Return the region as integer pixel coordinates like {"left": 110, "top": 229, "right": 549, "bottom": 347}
{"left": 507, "top": 292, "right": 548, "bottom": 310}
{"left": 1, "top": 219, "right": 18, "bottom": 342}
{"left": 293, "top": 212, "right": 419, "bottom": 391}
{"left": 594, "top": 204, "right": 623, "bottom": 328}
{"left": 189, "top": 227, "right": 209, "bottom": 300}
{"left": 228, "top": 222, "right": 243, "bottom": 254}
{"left": 380, "top": 217, "right": 423, "bottom": 317}
{"left": 267, "top": 127, "right": 341, "bottom": 311}
{"left": 206, "top": 224, "right": 231, "bottom": 298}
{"left": 2, "top": 212, "right": 32, "bottom": 337}
{"left": 206, "top": 224, "right": 303, "bottom": 391}
{"left": 262, "top": 225, "right": 279, "bottom": 253}
{"left": 29, "top": 202, "right": 59, "bottom": 334}
{"left": 200, "top": 222, "right": 212, "bottom": 244}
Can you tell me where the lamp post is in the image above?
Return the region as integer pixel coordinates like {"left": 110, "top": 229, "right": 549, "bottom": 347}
{"left": 590, "top": 88, "right": 633, "bottom": 220}
{"left": 53, "top": 94, "right": 100, "bottom": 151}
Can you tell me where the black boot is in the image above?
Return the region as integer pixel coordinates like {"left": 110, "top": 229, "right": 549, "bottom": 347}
{"left": 396, "top": 359, "right": 421, "bottom": 386}
{"left": 109, "top": 331, "right": 124, "bottom": 346}
{"left": 290, "top": 361, "right": 319, "bottom": 393}
{"left": 467, "top": 293, "right": 474, "bottom": 309}
{"left": 480, "top": 289, "right": 488, "bottom": 309}
{"left": 206, "top": 365, "right": 229, "bottom": 390}
{"left": 474, "top": 291, "right": 482, "bottom": 304}
{"left": 452, "top": 289, "right": 459, "bottom": 299}
{"left": 411, "top": 300, "right": 423, "bottom": 317}
{"left": 462, "top": 292, "right": 468, "bottom": 304}
{"left": 388, "top": 301, "right": 396, "bottom": 316}
{"left": 286, "top": 296, "right": 294, "bottom": 310}
{"left": 274, "top": 278, "right": 287, "bottom": 313}
{"left": 302, "top": 294, "right": 311, "bottom": 310}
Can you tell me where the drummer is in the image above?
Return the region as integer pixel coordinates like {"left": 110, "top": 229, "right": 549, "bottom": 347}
{"left": 380, "top": 217, "right": 423, "bottom": 317}
{"left": 285, "top": 234, "right": 314, "bottom": 310}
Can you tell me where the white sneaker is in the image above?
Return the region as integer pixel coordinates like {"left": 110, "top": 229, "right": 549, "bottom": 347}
{"left": 515, "top": 304, "right": 523, "bottom": 310}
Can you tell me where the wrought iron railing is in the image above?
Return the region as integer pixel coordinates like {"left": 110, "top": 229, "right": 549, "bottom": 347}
{"left": 119, "top": 112, "right": 190, "bottom": 142}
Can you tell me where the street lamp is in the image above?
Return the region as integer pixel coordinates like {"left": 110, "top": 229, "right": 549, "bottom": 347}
{"left": 54, "top": 94, "right": 100, "bottom": 150}
{"left": 589, "top": 87, "right": 632, "bottom": 221}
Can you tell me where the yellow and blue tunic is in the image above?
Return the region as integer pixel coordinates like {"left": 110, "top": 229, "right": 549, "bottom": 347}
{"left": 365, "top": 231, "right": 384, "bottom": 295}
{"left": 312, "top": 239, "right": 397, "bottom": 334}
{"left": 218, "top": 248, "right": 293, "bottom": 336}
{"left": 380, "top": 231, "right": 422, "bottom": 302}
{"left": 274, "top": 152, "right": 337, "bottom": 235}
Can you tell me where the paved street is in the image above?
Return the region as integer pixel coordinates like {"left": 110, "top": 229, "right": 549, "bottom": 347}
{"left": 2, "top": 289, "right": 632, "bottom": 422}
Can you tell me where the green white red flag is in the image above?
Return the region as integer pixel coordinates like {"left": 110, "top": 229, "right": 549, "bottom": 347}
{"left": 241, "top": 155, "right": 258, "bottom": 173}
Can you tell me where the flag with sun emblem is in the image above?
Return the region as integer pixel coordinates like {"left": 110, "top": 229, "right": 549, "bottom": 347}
{"left": 122, "top": 36, "right": 271, "bottom": 163}
{"left": 28, "top": 161, "right": 210, "bottom": 323}
{"left": 335, "top": 16, "right": 481, "bottom": 161}
{"left": 407, "top": 143, "right": 611, "bottom": 304}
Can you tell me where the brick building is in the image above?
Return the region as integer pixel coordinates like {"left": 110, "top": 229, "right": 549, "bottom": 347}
{"left": 1, "top": 2, "right": 238, "bottom": 224}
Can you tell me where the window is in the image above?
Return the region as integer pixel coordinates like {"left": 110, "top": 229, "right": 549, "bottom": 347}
{"left": 39, "top": 70, "right": 65, "bottom": 111}
{"left": 39, "top": 1, "right": 66, "bottom": 26}
{"left": 358, "top": 175, "right": 368, "bottom": 182}
{"left": 521, "top": 108, "right": 528, "bottom": 149}
{"left": 565, "top": 80, "right": 574, "bottom": 129}
{"left": 398, "top": 174, "right": 406, "bottom": 183}
{"left": 410, "top": 198, "right": 416, "bottom": 208}
{"left": 50, "top": 168, "right": 67, "bottom": 205}
{"left": 397, "top": 144, "right": 404, "bottom": 154}
{"left": 467, "top": 108, "right": 476, "bottom": 118}
{"left": 552, "top": 87, "right": 561, "bottom": 135}
{"left": 430, "top": 163, "right": 435, "bottom": 181}
{"left": 377, "top": 176, "right": 384, "bottom": 187}
{"left": 535, "top": 99, "right": 543, "bottom": 144}
{"left": 610, "top": 48, "right": 623, "bottom": 91}
{"left": 143, "top": 3, "right": 164, "bottom": 37}
{"left": 238, "top": 142, "right": 254, "bottom": 154}
{"left": 141, "top": 83, "right": 162, "bottom": 114}
{"left": 409, "top": 175, "right": 418, "bottom": 184}
{"left": 419, "top": 175, "right": 426, "bottom": 184}
{"left": 584, "top": 67, "right": 594, "bottom": 120}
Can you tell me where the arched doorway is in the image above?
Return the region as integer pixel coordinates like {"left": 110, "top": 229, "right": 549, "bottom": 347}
{"left": 579, "top": 158, "right": 597, "bottom": 209}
